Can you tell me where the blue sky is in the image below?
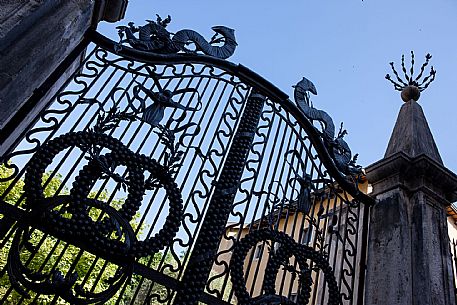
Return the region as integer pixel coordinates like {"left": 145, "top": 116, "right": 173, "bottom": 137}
{"left": 98, "top": 0, "right": 457, "bottom": 173}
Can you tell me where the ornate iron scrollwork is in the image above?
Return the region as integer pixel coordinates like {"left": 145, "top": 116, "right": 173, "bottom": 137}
{"left": 116, "top": 14, "right": 237, "bottom": 59}
{"left": 229, "top": 229, "right": 341, "bottom": 305}
{"left": 7, "top": 197, "right": 135, "bottom": 304}
{"left": 0, "top": 16, "right": 372, "bottom": 303}
{"left": 293, "top": 77, "right": 362, "bottom": 177}
{"left": 80, "top": 70, "right": 202, "bottom": 129}
{"left": 130, "top": 71, "right": 202, "bottom": 127}
{"left": 6, "top": 104, "right": 186, "bottom": 303}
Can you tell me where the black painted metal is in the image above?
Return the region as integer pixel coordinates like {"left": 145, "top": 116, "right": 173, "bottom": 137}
{"left": 89, "top": 30, "right": 374, "bottom": 206}
{"left": 356, "top": 203, "right": 370, "bottom": 305}
{"left": 0, "top": 22, "right": 373, "bottom": 305}
{"left": 115, "top": 15, "right": 237, "bottom": 59}
{"left": 385, "top": 51, "right": 436, "bottom": 93}
{"left": 449, "top": 238, "right": 457, "bottom": 304}
{"left": 173, "top": 91, "right": 266, "bottom": 304}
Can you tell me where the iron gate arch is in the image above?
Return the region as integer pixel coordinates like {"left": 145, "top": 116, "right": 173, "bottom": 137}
{"left": 0, "top": 19, "right": 373, "bottom": 305}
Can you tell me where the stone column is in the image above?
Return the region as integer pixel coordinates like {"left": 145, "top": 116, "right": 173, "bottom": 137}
{"left": 364, "top": 97, "right": 457, "bottom": 305}
{"left": 0, "top": 0, "right": 127, "bottom": 155}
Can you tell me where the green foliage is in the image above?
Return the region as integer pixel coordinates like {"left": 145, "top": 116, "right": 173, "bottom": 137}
{"left": 207, "top": 271, "right": 233, "bottom": 303}
{"left": 0, "top": 164, "right": 229, "bottom": 304}
{"left": 131, "top": 253, "right": 178, "bottom": 304}
{"left": 0, "top": 164, "right": 167, "bottom": 304}
{"left": 0, "top": 164, "right": 25, "bottom": 205}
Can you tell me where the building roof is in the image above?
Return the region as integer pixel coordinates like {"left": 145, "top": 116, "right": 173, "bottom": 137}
{"left": 384, "top": 99, "right": 443, "bottom": 164}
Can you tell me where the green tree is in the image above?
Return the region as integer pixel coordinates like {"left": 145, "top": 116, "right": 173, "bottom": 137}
{"left": 132, "top": 253, "right": 178, "bottom": 305}
{"left": 0, "top": 164, "right": 163, "bottom": 304}
{"left": 0, "top": 164, "right": 25, "bottom": 205}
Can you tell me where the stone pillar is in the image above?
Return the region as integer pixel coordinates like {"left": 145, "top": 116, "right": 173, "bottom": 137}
{"left": 0, "top": 0, "right": 127, "bottom": 155}
{"left": 364, "top": 98, "right": 457, "bottom": 305}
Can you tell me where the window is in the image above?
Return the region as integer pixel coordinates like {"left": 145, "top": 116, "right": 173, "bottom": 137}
{"left": 290, "top": 293, "right": 298, "bottom": 302}
{"left": 301, "top": 227, "right": 313, "bottom": 245}
{"left": 254, "top": 244, "right": 263, "bottom": 259}
{"left": 273, "top": 241, "right": 280, "bottom": 253}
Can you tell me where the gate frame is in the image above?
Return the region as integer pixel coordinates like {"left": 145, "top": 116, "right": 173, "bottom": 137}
{"left": 0, "top": 28, "right": 375, "bottom": 305}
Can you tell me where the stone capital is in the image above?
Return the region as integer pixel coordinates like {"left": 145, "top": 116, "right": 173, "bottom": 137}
{"left": 366, "top": 151, "right": 457, "bottom": 204}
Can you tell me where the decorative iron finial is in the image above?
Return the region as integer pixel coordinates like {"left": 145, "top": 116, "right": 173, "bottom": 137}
{"left": 385, "top": 51, "right": 436, "bottom": 102}
{"left": 115, "top": 14, "right": 237, "bottom": 59}
{"left": 293, "top": 77, "right": 362, "bottom": 177}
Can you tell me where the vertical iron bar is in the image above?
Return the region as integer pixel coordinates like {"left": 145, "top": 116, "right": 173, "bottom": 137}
{"left": 173, "top": 90, "right": 266, "bottom": 305}
{"left": 242, "top": 111, "right": 283, "bottom": 293}
{"left": 452, "top": 239, "right": 457, "bottom": 303}
{"left": 453, "top": 240, "right": 457, "bottom": 281}
{"left": 225, "top": 107, "right": 278, "bottom": 303}
{"left": 248, "top": 117, "right": 289, "bottom": 297}
{"left": 356, "top": 201, "right": 370, "bottom": 305}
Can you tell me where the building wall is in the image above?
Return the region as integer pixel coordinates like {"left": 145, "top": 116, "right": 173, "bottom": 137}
{"left": 447, "top": 217, "right": 457, "bottom": 286}
{"left": 447, "top": 217, "right": 457, "bottom": 240}
{"left": 212, "top": 181, "right": 369, "bottom": 302}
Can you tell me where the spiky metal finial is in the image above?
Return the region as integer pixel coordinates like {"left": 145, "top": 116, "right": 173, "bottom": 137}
{"left": 385, "top": 51, "right": 436, "bottom": 102}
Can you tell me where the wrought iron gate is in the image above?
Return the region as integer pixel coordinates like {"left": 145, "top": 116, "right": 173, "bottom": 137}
{"left": 0, "top": 16, "right": 373, "bottom": 305}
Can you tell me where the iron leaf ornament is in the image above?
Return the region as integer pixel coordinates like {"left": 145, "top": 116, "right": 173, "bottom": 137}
{"left": 116, "top": 14, "right": 237, "bottom": 59}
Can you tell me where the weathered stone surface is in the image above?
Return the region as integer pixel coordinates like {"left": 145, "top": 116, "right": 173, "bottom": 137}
{"left": 0, "top": 1, "right": 34, "bottom": 38}
{"left": 365, "top": 92, "right": 457, "bottom": 304}
{"left": 0, "top": 0, "right": 95, "bottom": 138}
{"left": 0, "top": 50, "right": 84, "bottom": 156}
{"left": 367, "top": 153, "right": 457, "bottom": 202}
{"left": 401, "top": 85, "right": 420, "bottom": 102}
{"left": 365, "top": 162, "right": 457, "bottom": 305}
{"left": 384, "top": 100, "right": 443, "bottom": 164}
{"left": 99, "top": 0, "right": 128, "bottom": 22}
{"left": 410, "top": 191, "right": 455, "bottom": 305}
{"left": 364, "top": 190, "right": 412, "bottom": 305}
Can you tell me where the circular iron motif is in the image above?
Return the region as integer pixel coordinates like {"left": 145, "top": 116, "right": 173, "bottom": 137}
{"left": 7, "top": 197, "right": 135, "bottom": 304}
{"left": 7, "top": 131, "right": 184, "bottom": 304}
{"left": 229, "top": 228, "right": 341, "bottom": 305}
